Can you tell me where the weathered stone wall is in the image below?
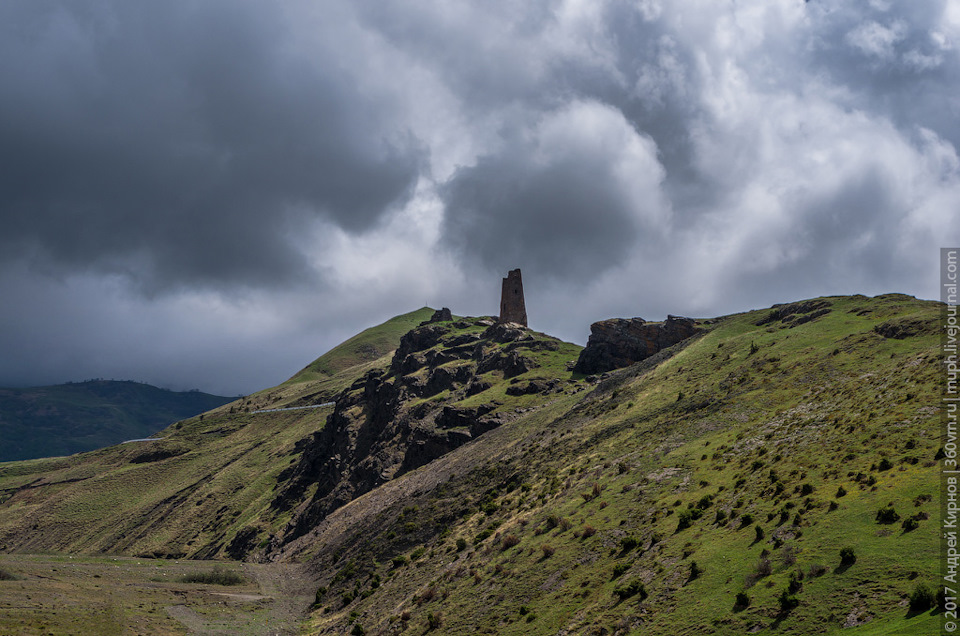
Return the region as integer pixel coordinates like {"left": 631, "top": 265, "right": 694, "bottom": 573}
{"left": 499, "top": 269, "right": 527, "bottom": 326}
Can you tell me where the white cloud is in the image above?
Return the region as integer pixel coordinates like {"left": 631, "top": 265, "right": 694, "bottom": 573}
{"left": 846, "top": 19, "right": 907, "bottom": 60}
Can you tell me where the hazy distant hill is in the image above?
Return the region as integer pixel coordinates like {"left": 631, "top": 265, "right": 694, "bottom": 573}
{"left": 0, "top": 380, "right": 233, "bottom": 461}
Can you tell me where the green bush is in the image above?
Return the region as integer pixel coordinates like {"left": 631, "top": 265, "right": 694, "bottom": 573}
{"left": 612, "top": 563, "right": 630, "bottom": 579}
{"left": 0, "top": 567, "right": 17, "bottom": 581}
{"left": 614, "top": 579, "right": 647, "bottom": 600}
{"left": 909, "top": 582, "right": 936, "bottom": 613}
{"left": 733, "top": 591, "right": 750, "bottom": 610}
{"left": 754, "top": 524, "right": 765, "bottom": 542}
{"left": 455, "top": 537, "right": 467, "bottom": 551}
{"left": 875, "top": 505, "right": 900, "bottom": 524}
{"left": 778, "top": 588, "right": 800, "bottom": 612}
{"left": 689, "top": 561, "right": 703, "bottom": 580}
{"left": 839, "top": 547, "right": 857, "bottom": 566}
{"left": 677, "top": 508, "right": 701, "bottom": 531}
{"left": 179, "top": 564, "right": 244, "bottom": 586}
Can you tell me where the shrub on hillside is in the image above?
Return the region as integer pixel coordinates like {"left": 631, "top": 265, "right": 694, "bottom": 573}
{"left": 0, "top": 567, "right": 16, "bottom": 581}
{"left": 733, "top": 591, "right": 750, "bottom": 611}
{"left": 839, "top": 547, "right": 857, "bottom": 566}
{"left": 689, "top": 561, "right": 703, "bottom": 581}
{"left": 620, "top": 536, "right": 640, "bottom": 551}
{"left": 614, "top": 578, "right": 647, "bottom": 600}
{"left": 909, "top": 582, "right": 936, "bottom": 613}
{"left": 778, "top": 588, "right": 800, "bottom": 612}
{"left": 875, "top": 505, "right": 900, "bottom": 524}
{"left": 179, "top": 564, "right": 244, "bottom": 586}
{"left": 754, "top": 524, "right": 765, "bottom": 543}
{"left": 676, "top": 508, "right": 701, "bottom": 531}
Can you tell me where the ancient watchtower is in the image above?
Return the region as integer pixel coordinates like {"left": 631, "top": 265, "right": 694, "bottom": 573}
{"left": 499, "top": 269, "right": 527, "bottom": 326}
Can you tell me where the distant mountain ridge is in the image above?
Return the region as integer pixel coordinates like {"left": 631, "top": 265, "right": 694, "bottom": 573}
{"left": 0, "top": 380, "right": 233, "bottom": 461}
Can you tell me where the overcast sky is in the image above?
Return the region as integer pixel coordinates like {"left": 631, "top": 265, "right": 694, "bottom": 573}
{"left": 1, "top": 0, "right": 958, "bottom": 395}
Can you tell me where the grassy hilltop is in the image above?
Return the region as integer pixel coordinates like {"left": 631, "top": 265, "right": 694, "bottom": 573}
{"left": 0, "top": 295, "right": 945, "bottom": 635}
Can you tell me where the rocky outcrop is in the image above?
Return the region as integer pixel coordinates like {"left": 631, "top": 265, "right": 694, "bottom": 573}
{"left": 573, "top": 315, "right": 700, "bottom": 375}
{"left": 754, "top": 300, "right": 832, "bottom": 327}
{"left": 422, "top": 307, "right": 453, "bottom": 324}
{"left": 270, "top": 316, "right": 557, "bottom": 547}
{"left": 874, "top": 315, "right": 937, "bottom": 339}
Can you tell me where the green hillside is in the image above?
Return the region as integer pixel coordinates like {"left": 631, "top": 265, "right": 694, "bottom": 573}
{"left": 0, "top": 380, "right": 233, "bottom": 462}
{"left": 282, "top": 294, "right": 941, "bottom": 635}
{"left": 0, "top": 308, "right": 438, "bottom": 559}
{"left": 285, "top": 307, "right": 436, "bottom": 383}
{"left": 0, "top": 295, "right": 945, "bottom": 635}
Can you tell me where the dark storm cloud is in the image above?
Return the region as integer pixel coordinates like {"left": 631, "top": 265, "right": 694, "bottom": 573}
{"left": 0, "top": 0, "right": 957, "bottom": 395}
{"left": 0, "top": 0, "right": 421, "bottom": 291}
{"left": 441, "top": 101, "right": 668, "bottom": 283}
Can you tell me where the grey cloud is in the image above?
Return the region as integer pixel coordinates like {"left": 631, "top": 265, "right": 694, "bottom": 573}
{"left": 0, "top": 0, "right": 958, "bottom": 396}
{"left": 0, "top": 0, "right": 421, "bottom": 292}
{"left": 802, "top": 0, "right": 960, "bottom": 147}
{"left": 440, "top": 100, "right": 668, "bottom": 284}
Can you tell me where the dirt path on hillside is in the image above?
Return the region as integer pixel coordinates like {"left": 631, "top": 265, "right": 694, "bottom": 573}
{"left": 164, "top": 562, "right": 316, "bottom": 636}
{"left": 247, "top": 562, "right": 317, "bottom": 635}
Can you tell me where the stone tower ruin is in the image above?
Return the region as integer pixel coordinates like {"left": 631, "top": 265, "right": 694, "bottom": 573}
{"left": 499, "top": 269, "right": 527, "bottom": 326}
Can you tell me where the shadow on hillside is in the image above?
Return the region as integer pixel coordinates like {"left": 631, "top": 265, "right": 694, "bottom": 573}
{"left": 832, "top": 562, "right": 853, "bottom": 575}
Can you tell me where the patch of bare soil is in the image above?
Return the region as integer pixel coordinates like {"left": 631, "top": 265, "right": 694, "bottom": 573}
{"left": 163, "top": 562, "right": 316, "bottom": 635}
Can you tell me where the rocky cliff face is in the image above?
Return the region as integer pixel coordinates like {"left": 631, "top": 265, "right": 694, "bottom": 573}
{"left": 572, "top": 315, "right": 700, "bottom": 375}
{"left": 270, "top": 316, "right": 576, "bottom": 547}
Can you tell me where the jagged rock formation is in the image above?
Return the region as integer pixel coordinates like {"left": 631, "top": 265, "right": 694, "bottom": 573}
{"left": 754, "top": 299, "right": 833, "bottom": 327}
{"left": 499, "top": 269, "right": 527, "bottom": 326}
{"left": 271, "top": 315, "right": 571, "bottom": 545}
{"left": 573, "top": 315, "right": 700, "bottom": 375}
{"left": 422, "top": 307, "right": 452, "bottom": 324}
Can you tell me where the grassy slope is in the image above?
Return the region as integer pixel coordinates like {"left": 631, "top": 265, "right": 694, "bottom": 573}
{"left": 285, "top": 307, "right": 436, "bottom": 384}
{"left": 0, "top": 296, "right": 944, "bottom": 635}
{"left": 295, "top": 294, "right": 942, "bottom": 635}
{"left": 0, "top": 309, "right": 435, "bottom": 558}
{"left": 0, "top": 553, "right": 314, "bottom": 635}
{"left": 0, "top": 380, "right": 234, "bottom": 462}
